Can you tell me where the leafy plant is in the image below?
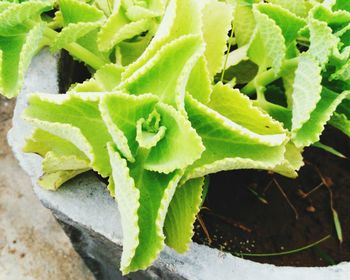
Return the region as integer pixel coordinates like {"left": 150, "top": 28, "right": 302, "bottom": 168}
{"left": 1, "top": 0, "right": 350, "bottom": 274}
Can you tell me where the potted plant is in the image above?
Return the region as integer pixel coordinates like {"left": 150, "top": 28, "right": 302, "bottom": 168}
{"left": 3, "top": 0, "right": 350, "bottom": 278}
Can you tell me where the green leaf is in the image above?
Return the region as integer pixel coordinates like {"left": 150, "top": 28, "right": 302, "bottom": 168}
{"left": 100, "top": 92, "right": 159, "bottom": 161}
{"left": 233, "top": 1, "right": 256, "bottom": 47}
{"left": 248, "top": 7, "right": 286, "bottom": 73}
{"left": 0, "top": 0, "right": 52, "bottom": 36}
{"left": 97, "top": 6, "right": 153, "bottom": 52}
{"left": 59, "top": 0, "right": 105, "bottom": 24}
{"left": 272, "top": 142, "right": 304, "bottom": 178}
{"left": 117, "top": 34, "right": 152, "bottom": 66}
{"left": 256, "top": 3, "right": 306, "bottom": 47}
{"left": 23, "top": 128, "right": 89, "bottom": 159}
{"left": 69, "top": 63, "right": 124, "bottom": 92}
{"left": 313, "top": 142, "right": 347, "bottom": 159}
{"left": 120, "top": 34, "right": 203, "bottom": 109}
{"left": 122, "top": 0, "right": 202, "bottom": 80}
{"left": 184, "top": 94, "right": 287, "bottom": 181}
{"left": 42, "top": 152, "right": 90, "bottom": 173}
{"left": 257, "top": 100, "right": 292, "bottom": 130}
{"left": 333, "top": 0, "right": 350, "bottom": 12}
{"left": 332, "top": 208, "right": 343, "bottom": 244}
{"left": 292, "top": 88, "right": 349, "bottom": 148}
{"left": 201, "top": 0, "right": 233, "bottom": 76}
{"left": 329, "top": 112, "right": 350, "bottom": 137}
{"left": 0, "top": 23, "right": 45, "bottom": 98}
{"left": 330, "top": 59, "right": 350, "bottom": 82}
{"left": 38, "top": 169, "right": 89, "bottom": 191}
{"left": 266, "top": 0, "right": 309, "bottom": 18}
{"left": 208, "top": 83, "right": 286, "bottom": 135}
{"left": 186, "top": 56, "right": 212, "bottom": 104}
{"left": 23, "top": 93, "right": 113, "bottom": 177}
{"left": 23, "top": 128, "right": 91, "bottom": 189}
{"left": 312, "top": 5, "right": 350, "bottom": 31}
{"left": 124, "top": 0, "right": 167, "bottom": 21}
{"left": 164, "top": 177, "right": 205, "bottom": 253}
{"left": 143, "top": 102, "right": 204, "bottom": 174}
{"left": 291, "top": 55, "right": 322, "bottom": 133}
{"left": 100, "top": 92, "right": 204, "bottom": 174}
{"left": 308, "top": 17, "right": 339, "bottom": 67}
{"left": 107, "top": 143, "right": 182, "bottom": 274}
{"left": 51, "top": 22, "right": 101, "bottom": 52}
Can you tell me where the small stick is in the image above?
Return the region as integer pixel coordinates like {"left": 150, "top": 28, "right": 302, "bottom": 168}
{"left": 262, "top": 179, "right": 274, "bottom": 195}
{"left": 272, "top": 178, "right": 299, "bottom": 220}
{"left": 197, "top": 214, "right": 212, "bottom": 245}
{"left": 307, "top": 161, "right": 342, "bottom": 244}
{"left": 299, "top": 182, "right": 324, "bottom": 198}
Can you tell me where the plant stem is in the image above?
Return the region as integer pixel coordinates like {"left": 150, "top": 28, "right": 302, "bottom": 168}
{"left": 241, "top": 58, "right": 299, "bottom": 95}
{"left": 237, "top": 235, "right": 331, "bottom": 257}
{"left": 43, "top": 27, "right": 107, "bottom": 70}
{"left": 220, "top": 23, "right": 235, "bottom": 83}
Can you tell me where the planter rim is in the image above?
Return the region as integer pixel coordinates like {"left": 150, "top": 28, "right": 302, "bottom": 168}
{"left": 8, "top": 50, "right": 350, "bottom": 280}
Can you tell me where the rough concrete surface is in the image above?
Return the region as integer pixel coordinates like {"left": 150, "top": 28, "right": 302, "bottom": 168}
{"left": 0, "top": 96, "right": 94, "bottom": 280}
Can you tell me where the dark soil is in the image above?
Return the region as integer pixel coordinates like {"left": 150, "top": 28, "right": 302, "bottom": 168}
{"left": 193, "top": 127, "right": 350, "bottom": 267}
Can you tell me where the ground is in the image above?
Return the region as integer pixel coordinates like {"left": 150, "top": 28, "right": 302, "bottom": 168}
{"left": 0, "top": 96, "right": 94, "bottom": 280}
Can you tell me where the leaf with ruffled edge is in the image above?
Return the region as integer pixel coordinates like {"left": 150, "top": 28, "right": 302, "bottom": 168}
{"left": 23, "top": 128, "right": 89, "bottom": 159}
{"left": 208, "top": 83, "right": 286, "bottom": 135}
{"left": 59, "top": 0, "right": 105, "bottom": 24}
{"left": 330, "top": 112, "right": 350, "bottom": 137}
{"left": 117, "top": 33, "right": 152, "bottom": 66}
{"left": 143, "top": 102, "right": 204, "bottom": 174}
{"left": 233, "top": 1, "right": 256, "bottom": 48}
{"left": 330, "top": 58, "right": 350, "bottom": 82}
{"left": 51, "top": 22, "right": 102, "bottom": 52}
{"left": 107, "top": 143, "right": 183, "bottom": 274}
{"left": 122, "top": 0, "right": 202, "bottom": 80}
{"left": 0, "top": 23, "right": 45, "bottom": 98}
{"left": 124, "top": 0, "right": 167, "bottom": 21}
{"left": 183, "top": 93, "right": 287, "bottom": 181}
{"left": 186, "top": 56, "right": 212, "bottom": 104}
{"left": 99, "top": 92, "right": 159, "bottom": 162}
{"left": 119, "top": 34, "right": 204, "bottom": 109}
{"left": 23, "top": 92, "right": 113, "bottom": 177}
{"left": 38, "top": 169, "right": 90, "bottom": 191}
{"left": 308, "top": 17, "right": 340, "bottom": 67}
{"left": 97, "top": 5, "right": 153, "bottom": 52}
{"left": 201, "top": 0, "right": 233, "bottom": 76}
{"left": 267, "top": 0, "right": 309, "bottom": 18}
{"left": 333, "top": 0, "right": 350, "bottom": 12}
{"left": 0, "top": 0, "right": 52, "bottom": 36}
{"left": 23, "top": 128, "right": 91, "bottom": 189}
{"left": 256, "top": 3, "right": 306, "bottom": 50}
{"left": 59, "top": 0, "right": 109, "bottom": 61}
{"left": 291, "top": 55, "right": 322, "bottom": 134}
{"left": 100, "top": 92, "right": 204, "bottom": 174}
{"left": 292, "top": 88, "right": 350, "bottom": 148}
{"left": 272, "top": 142, "right": 304, "bottom": 178}
{"left": 69, "top": 64, "right": 124, "bottom": 93}
{"left": 164, "top": 177, "right": 205, "bottom": 253}
{"left": 248, "top": 7, "right": 286, "bottom": 73}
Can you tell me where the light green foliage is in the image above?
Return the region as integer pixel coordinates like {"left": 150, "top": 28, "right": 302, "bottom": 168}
{"left": 248, "top": 8, "right": 286, "bottom": 73}
{"left": 0, "top": 0, "right": 347, "bottom": 275}
{"left": 23, "top": 93, "right": 113, "bottom": 177}
{"left": 201, "top": 0, "right": 233, "bottom": 76}
{"left": 164, "top": 177, "right": 205, "bottom": 253}
{"left": 69, "top": 64, "right": 124, "bottom": 92}
{"left": 291, "top": 55, "right": 322, "bottom": 133}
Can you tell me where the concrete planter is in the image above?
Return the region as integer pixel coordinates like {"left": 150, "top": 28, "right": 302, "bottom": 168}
{"left": 8, "top": 50, "right": 350, "bottom": 280}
